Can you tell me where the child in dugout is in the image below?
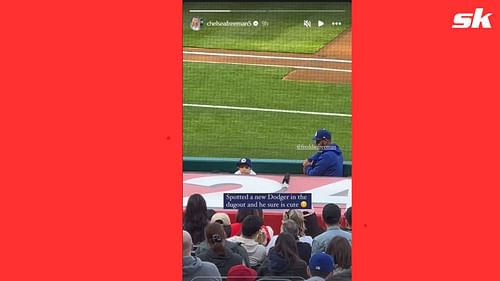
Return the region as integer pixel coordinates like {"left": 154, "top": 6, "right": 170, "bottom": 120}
{"left": 234, "top": 157, "right": 257, "bottom": 175}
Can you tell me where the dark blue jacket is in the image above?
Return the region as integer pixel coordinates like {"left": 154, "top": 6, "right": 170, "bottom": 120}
{"left": 306, "top": 144, "right": 344, "bottom": 177}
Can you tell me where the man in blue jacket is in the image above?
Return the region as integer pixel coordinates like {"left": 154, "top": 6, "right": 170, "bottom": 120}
{"left": 303, "top": 129, "right": 344, "bottom": 177}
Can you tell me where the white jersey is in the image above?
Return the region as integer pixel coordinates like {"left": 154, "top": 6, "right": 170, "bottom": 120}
{"left": 234, "top": 170, "right": 257, "bottom": 175}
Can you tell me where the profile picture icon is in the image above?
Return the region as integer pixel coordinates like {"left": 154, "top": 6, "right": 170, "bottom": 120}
{"left": 191, "top": 17, "right": 203, "bottom": 31}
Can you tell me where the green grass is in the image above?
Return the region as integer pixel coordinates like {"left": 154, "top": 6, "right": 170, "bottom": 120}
{"left": 183, "top": 63, "right": 351, "bottom": 114}
{"left": 183, "top": 62, "right": 352, "bottom": 160}
{"left": 183, "top": 2, "right": 352, "bottom": 54}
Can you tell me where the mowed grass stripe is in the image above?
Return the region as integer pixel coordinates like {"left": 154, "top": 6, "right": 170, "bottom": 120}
{"left": 183, "top": 62, "right": 351, "bottom": 115}
{"left": 183, "top": 107, "right": 352, "bottom": 161}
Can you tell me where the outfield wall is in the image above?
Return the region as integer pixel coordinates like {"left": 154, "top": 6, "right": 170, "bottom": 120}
{"left": 183, "top": 156, "right": 352, "bottom": 177}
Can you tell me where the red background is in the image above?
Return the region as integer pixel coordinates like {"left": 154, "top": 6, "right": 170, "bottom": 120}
{"left": 1, "top": 0, "right": 500, "bottom": 280}
{"left": 354, "top": 1, "right": 500, "bottom": 280}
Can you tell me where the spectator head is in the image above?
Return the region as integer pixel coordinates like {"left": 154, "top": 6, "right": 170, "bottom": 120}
{"left": 281, "top": 219, "right": 299, "bottom": 239}
{"left": 274, "top": 232, "right": 299, "bottom": 265}
{"left": 326, "top": 236, "right": 352, "bottom": 269}
{"left": 236, "top": 209, "right": 258, "bottom": 223}
{"left": 241, "top": 215, "right": 263, "bottom": 238}
{"left": 205, "top": 222, "right": 227, "bottom": 256}
{"left": 182, "top": 230, "right": 193, "bottom": 257}
{"left": 283, "top": 209, "right": 307, "bottom": 237}
{"left": 185, "top": 194, "right": 207, "bottom": 217}
{"left": 255, "top": 208, "right": 264, "bottom": 219}
{"left": 308, "top": 252, "right": 334, "bottom": 279}
{"left": 211, "top": 212, "right": 232, "bottom": 238}
{"left": 237, "top": 158, "right": 252, "bottom": 175}
{"left": 184, "top": 194, "right": 208, "bottom": 224}
{"left": 207, "top": 209, "right": 216, "bottom": 221}
{"left": 344, "top": 207, "right": 352, "bottom": 229}
{"left": 322, "top": 204, "right": 341, "bottom": 226}
{"left": 227, "top": 265, "right": 257, "bottom": 281}
{"left": 303, "top": 211, "right": 325, "bottom": 238}
{"left": 183, "top": 194, "right": 209, "bottom": 244}
{"left": 211, "top": 212, "right": 231, "bottom": 225}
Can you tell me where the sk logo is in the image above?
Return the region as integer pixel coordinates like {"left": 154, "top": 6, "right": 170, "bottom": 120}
{"left": 452, "top": 8, "right": 493, "bottom": 29}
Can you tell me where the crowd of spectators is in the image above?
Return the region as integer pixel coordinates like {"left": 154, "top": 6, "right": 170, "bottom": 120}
{"left": 183, "top": 194, "right": 352, "bottom": 281}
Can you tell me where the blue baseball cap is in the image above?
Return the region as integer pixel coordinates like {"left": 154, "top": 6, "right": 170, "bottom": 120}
{"left": 237, "top": 158, "right": 252, "bottom": 167}
{"left": 312, "top": 129, "right": 332, "bottom": 141}
{"left": 309, "top": 252, "right": 334, "bottom": 273}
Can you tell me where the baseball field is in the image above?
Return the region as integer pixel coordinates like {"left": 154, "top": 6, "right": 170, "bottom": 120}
{"left": 183, "top": 2, "right": 352, "bottom": 161}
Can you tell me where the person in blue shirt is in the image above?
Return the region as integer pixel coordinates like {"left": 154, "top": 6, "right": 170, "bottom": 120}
{"left": 303, "top": 129, "right": 344, "bottom": 177}
{"left": 311, "top": 204, "right": 352, "bottom": 255}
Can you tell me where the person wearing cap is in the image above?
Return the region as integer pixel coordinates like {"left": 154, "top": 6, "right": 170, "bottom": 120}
{"left": 234, "top": 157, "right": 257, "bottom": 175}
{"left": 303, "top": 129, "right": 344, "bottom": 177}
{"left": 306, "top": 252, "right": 335, "bottom": 281}
{"left": 211, "top": 212, "right": 232, "bottom": 237}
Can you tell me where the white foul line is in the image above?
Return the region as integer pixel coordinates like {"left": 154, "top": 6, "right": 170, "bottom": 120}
{"left": 183, "top": 51, "right": 352, "bottom": 64}
{"left": 183, "top": 103, "right": 352, "bottom": 117}
{"left": 184, "top": 60, "right": 352, "bottom": 73}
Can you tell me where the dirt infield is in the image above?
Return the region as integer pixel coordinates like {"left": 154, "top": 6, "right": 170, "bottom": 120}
{"left": 316, "top": 28, "right": 352, "bottom": 59}
{"left": 283, "top": 28, "right": 351, "bottom": 84}
{"left": 183, "top": 28, "right": 352, "bottom": 84}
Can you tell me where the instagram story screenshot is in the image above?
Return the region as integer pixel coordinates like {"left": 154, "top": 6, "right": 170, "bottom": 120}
{"left": 182, "top": 1, "right": 351, "bottom": 280}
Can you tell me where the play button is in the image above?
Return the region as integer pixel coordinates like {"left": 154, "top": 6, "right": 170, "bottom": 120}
{"left": 318, "top": 20, "right": 324, "bottom": 27}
